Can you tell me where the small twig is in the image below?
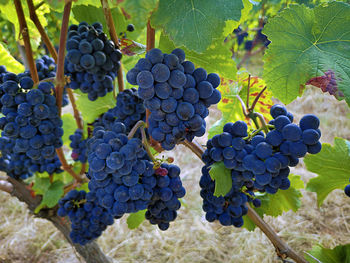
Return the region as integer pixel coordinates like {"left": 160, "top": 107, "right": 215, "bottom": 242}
{"left": 80, "top": 163, "right": 87, "bottom": 176}
{"left": 100, "top": 0, "right": 124, "bottom": 93}
{"left": 181, "top": 140, "right": 204, "bottom": 160}
{"left": 236, "top": 95, "right": 249, "bottom": 117}
{"left": 249, "top": 86, "right": 267, "bottom": 112}
{"left": 34, "top": 1, "right": 45, "bottom": 10}
{"left": 56, "top": 148, "right": 82, "bottom": 182}
{"left": 55, "top": 0, "right": 72, "bottom": 116}
{"left": 246, "top": 75, "right": 251, "bottom": 110}
{"left": 67, "top": 89, "right": 83, "bottom": 130}
{"left": 14, "top": 0, "right": 39, "bottom": 83}
{"left": 27, "top": 0, "right": 58, "bottom": 62}
{"left": 127, "top": 120, "right": 146, "bottom": 139}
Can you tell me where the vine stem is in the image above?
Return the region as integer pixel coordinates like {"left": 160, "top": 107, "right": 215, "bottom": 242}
{"left": 55, "top": 0, "right": 72, "bottom": 116}
{"left": 181, "top": 140, "right": 307, "bottom": 263}
{"left": 26, "top": 0, "right": 58, "bottom": 62}
{"left": 254, "top": 112, "right": 269, "bottom": 134}
{"left": 249, "top": 86, "right": 267, "bottom": 112}
{"left": 52, "top": 0, "right": 81, "bottom": 182}
{"left": 145, "top": 19, "right": 162, "bottom": 153}
{"left": 14, "top": 0, "right": 39, "bottom": 83}
{"left": 100, "top": 0, "right": 124, "bottom": 93}
{"left": 67, "top": 88, "right": 83, "bottom": 130}
{"left": 236, "top": 95, "right": 249, "bottom": 117}
{"left": 246, "top": 203, "right": 308, "bottom": 263}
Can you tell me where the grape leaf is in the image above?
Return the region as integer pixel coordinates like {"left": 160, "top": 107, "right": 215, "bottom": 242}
{"left": 0, "top": 1, "right": 48, "bottom": 48}
{"left": 222, "top": 0, "right": 253, "bottom": 36}
{"left": 0, "top": 43, "right": 24, "bottom": 73}
{"left": 72, "top": 5, "right": 126, "bottom": 37}
{"left": 127, "top": 209, "right": 146, "bottom": 229}
{"left": 209, "top": 161, "right": 232, "bottom": 197}
{"left": 305, "top": 137, "right": 350, "bottom": 207}
{"left": 263, "top": 2, "right": 350, "bottom": 105}
{"left": 32, "top": 176, "right": 50, "bottom": 195}
{"left": 74, "top": 89, "right": 116, "bottom": 123}
{"left": 243, "top": 174, "right": 304, "bottom": 231}
{"left": 209, "top": 71, "right": 272, "bottom": 139}
{"left": 62, "top": 113, "right": 77, "bottom": 146}
{"left": 159, "top": 33, "right": 237, "bottom": 79}
{"left": 76, "top": 182, "right": 89, "bottom": 192}
{"left": 119, "top": 0, "right": 158, "bottom": 31}
{"left": 305, "top": 244, "right": 350, "bottom": 263}
{"left": 41, "top": 180, "right": 64, "bottom": 208}
{"left": 151, "top": 0, "right": 244, "bottom": 52}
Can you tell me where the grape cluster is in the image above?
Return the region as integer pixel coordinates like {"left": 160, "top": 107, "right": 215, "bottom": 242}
{"left": 65, "top": 22, "right": 122, "bottom": 101}
{"left": 127, "top": 48, "right": 221, "bottom": 150}
{"left": 69, "top": 129, "right": 88, "bottom": 163}
{"left": 145, "top": 163, "right": 186, "bottom": 230}
{"left": 0, "top": 136, "right": 62, "bottom": 179}
{"left": 86, "top": 121, "right": 154, "bottom": 218}
{"left": 0, "top": 77, "right": 63, "bottom": 177}
{"left": 200, "top": 104, "right": 322, "bottom": 226}
{"left": 233, "top": 25, "right": 270, "bottom": 51}
{"left": 58, "top": 190, "right": 114, "bottom": 245}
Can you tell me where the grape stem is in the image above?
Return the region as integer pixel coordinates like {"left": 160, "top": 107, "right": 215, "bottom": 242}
{"left": 67, "top": 88, "right": 84, "bottom": 130}
{"left": 254, "top": 112, "right": 269, "bottom": 134}
{"left": 14, "top": 0, "right": 39, "bottom": 83}
{"left": 80, "top": 162, "right": 87, "bottom": 176}
{"left": 181, "top": 140, "right": 307, "bottom": 263}
{"left": 55, "top": 0, "right": 72, "bottom": 116}
{"left": 27, "top": 0, "right": 58, "bottom": 62}
{"left": 246, "top": 75, "right": 251, "bottom": 109}
{"left": 236, "top": 95, "right": 249, "bottom": 117}
{"left": 100, "top": 0, "right": 124, "bottom": 93}
{"left": 127, "top": 120, "right": 146, "bottom": 140}
{"left": 141, "top": 126, "right": 157, "bottom": 163}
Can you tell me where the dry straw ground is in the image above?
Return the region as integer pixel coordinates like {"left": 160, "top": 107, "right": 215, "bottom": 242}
{"left": 0, "top": 87, "right": 349, "bottom": 263}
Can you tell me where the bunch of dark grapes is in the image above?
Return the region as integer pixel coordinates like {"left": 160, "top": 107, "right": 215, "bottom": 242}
{"left": 69, "top": 129, "right": 88, "bottom": 163}
{"left": 127, "top": 48, "right": 221, "bottom": 150}
{"left": 65, "top": 22, "right": 122, "bottom": 101}
{"left": 200, "top": 121, "right": 253, "bottom": 226}
{"left": 0, "top": 77, "right": 64, "bottom": 178}
{"left": 145, "top": 163, "right": 186, "bottom": 230}
{"left": 233, "top": 25, "right": 270, "bottom": 51}
{"left": 0, "top": 136, "right": 62, "bottom": 179}
{"left": 200, "top": 104, "right": 322, "bottom": 227}
{"left": 86, "top": 121, "right": 154, "bottom": 218}
{"left": 57, "top": 190, "right": 114, "bottom": 245}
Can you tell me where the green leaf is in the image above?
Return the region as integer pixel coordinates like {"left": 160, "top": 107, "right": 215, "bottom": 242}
{"left": 76, "top": 182, "right": 89, "bottom": 192}
{"left": 151, "top": 0, "right": 244, "bottom": 52}
{"left": 41, "top": 180, "right": 64, "bottom": 208}
{"left": 62, "top": 114, "right": 77, "bottom": 146}
{"left": 32, "top": 176, "right": 50, "bottom": 195}
{"left": 209, "top": 162, "right": 232, "bottom": 197}
{"left": 127, "top": 209, "right": 146, "bottom": 229}
{"left": 222, "top": 0, "right": 253, "bottom": 36}
{"left": 243, "top": 174, "right": 304, "bottom": 231}
{"left": 119, "top": 0, "right": 158, "bottom": 31}
{"left": 305, "top": 137, "right": 350, "bottom": 207}
{"left": 263, "top": 2, "right": 350, "bottom": 105}
{"left": 0, "top": 43, "right": 24, "bottom": 73}
{"left": 72, "top": 5, "right": 126, "bottom": 36}
{"left": 305, "top": 244, "right": 350, "bottom": 263}
{"left": 74, "top": 89, "right": 116, "bottom": 123}
{"left": 208, "top": 71, "right": 273, "bottom": 139}
{"left": 159, "top": 33, "right": 237, "bottom": 79}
